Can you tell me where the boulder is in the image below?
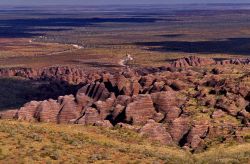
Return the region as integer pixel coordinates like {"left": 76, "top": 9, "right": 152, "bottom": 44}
{"left": 150, "top": 81, "right": 165, "bottom": 93}
{"left": 110, "top": 74, "right": 140, "bottom": 96}
{"left": 211, "top": 109, "right": 226, "bottom": 119}
{"left": 94, "top": 93, "right": 116, "bottom": 120}
{"left": 172, "top": 56, "right": 215, "bottom": 68}
{"left": 94, "top": 120, "right": 113, "bottom": 128}
{"left": 170, "top": 80, "right": 188, "bottom": 91}
{"left": 151, "top": 91, "right": 182, "bottom": 122}
{"left": 115, "top": 95, "right": 132, "bottom": 106}
{"left": 34, "top": 99, "right": 60, "bottom": 123}
{"left": 169, "top": 116, "right": 191, "bottom": 144}
{"left": 18, "top": 101, "right": 41, "bottom": 121}
{"left": 140, "top": 120, "right": 173, "bottom": 145}
{"left": 215, "top": 96, "right": 247, "bottom": 116}
{"left": 153, "top": 112, "right": 165, "bottom": 123}
{"left": 111, "top": 104, "right": 125, "bottom": 123}
{"left": 139, "top": 75, "right": 155, "bottom": 88}
{"left": 57, "top": 95, "right": 80, "bottom": 124}
{"left": 76, "top": 87, "right": 92, "bottom": 107}
{"left": 187, "top": 120, "right": 209, "bottom": 149}
{"left": 77, "top": 107, "right": 100, "bottom": 125}
{"left": 125, "top": 94, "right": 156, "bottom": 125}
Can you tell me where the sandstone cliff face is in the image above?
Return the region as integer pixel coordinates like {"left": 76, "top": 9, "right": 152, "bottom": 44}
{"left": 57, "top": 95, "right": 80, "bottom": 124}
{"left": 218, "top": 58, "right": 250, "bottom": 65}
{"left": 18, "top": 101, "right": 41, "bottom": 122}
{"left": 151, "top": 91, "right": 183, "bottom": 122}
{"left": 1, "top": 56, "right": 250, "bottom": 151}
{"left": 34, "top": 99, "right": 60, "bottom": 123}
{"left": 125, "top": 94, "right": 156, "bottom": 125}
{"left": 77, "top": 107, "right": 101, "bottom": 125}
{"left": 139, "top": 119, "right": 173, "bottom": 145}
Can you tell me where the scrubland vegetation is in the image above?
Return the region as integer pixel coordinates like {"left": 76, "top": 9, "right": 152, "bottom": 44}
{"left": 0, "top": 120, "right": 249, "bottom": 163}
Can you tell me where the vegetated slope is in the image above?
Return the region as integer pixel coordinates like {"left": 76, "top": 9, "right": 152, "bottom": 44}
{"left": 0, "top": 120, "right": 192, "bottom": 163}
{"left": 0, "top": 56, "right": 250, "bottom": 153}
{"left": 0, "top": 120, "right": 249, "bottom": 164}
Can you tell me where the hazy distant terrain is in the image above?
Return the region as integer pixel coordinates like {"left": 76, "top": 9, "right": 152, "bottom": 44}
{"left": 1, "top": 4, "right": 250, "bottom": 68}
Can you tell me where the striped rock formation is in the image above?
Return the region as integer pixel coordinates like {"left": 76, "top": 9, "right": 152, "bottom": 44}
{"left": 151, "top": 91, "right": 184, "bottom": 122}
{"left": 125, "top": 94, "right": 156, "bottom": 125}
{"left": 1, "top": 61, "right": 250, "bottom": 151}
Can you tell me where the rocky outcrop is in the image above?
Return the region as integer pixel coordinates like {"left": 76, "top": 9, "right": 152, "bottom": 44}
{"left": 170, "top": 56, "right": 250, "bottom": 68}
{"left": 94, "top": 93, "right": 116, "bottom": 120}
{"left": 139, "top": 119, "right": 173, "bottom": 145}
{"left": 1, "top": 60, "right": 250, "bottom": 152}
{"left": 125, "top": 94, "right": 156, "bottom": 125}
{"left": 57, "top": 95, "right": 80, "bottom": 124}
{"left": 186, "top": 120, "right": 209, "bottom": 150}
{"left": 0, "top": 67, "right": 38, "bottom": 78}
{"left": 77, "top": 107, "right": 101, "bottom": 125}
{"left": 151, "top": 91, "right": 184, "bottom": 122}
{"left": 17, "top": 95, "right": 80, "bottom": 123}
{"left": 18, "top": 101, "right": 41, "bottom": 122}
{"left": 95, "top": 120, "right": 113, "bottom": 128}
{"left": 169, "top": 116, "right": 191, "bottom": 144}
{"left": 77, "top": 82, "right": 111, "bottom": 101}
{"left": 171, "top": 56, "right": 215, "bottom": 68}
{"left": 34, "top": 99, "right": 60, "bottom": 123}
{"left": 0, "top": 66, "right": 87, "bottom": 84}
{"left": 0, "top": 110, "right": 18, "bottom": 119}
{"left": 215, "top": 96, "right": 247, "bottom": 116}
{"left": 0, "top": 57, "right": 250, "bottom": 83}
{"left": 109, "top": 74, "right": 140, "bottom": 96}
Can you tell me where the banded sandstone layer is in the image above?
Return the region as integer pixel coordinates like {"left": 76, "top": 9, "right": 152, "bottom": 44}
{"left": 0, "top": 56, "right": 250, "bottom": 152}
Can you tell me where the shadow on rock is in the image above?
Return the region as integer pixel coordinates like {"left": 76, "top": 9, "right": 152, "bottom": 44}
{"left": 0, "top": 77, "right": 80, "bottom": 110}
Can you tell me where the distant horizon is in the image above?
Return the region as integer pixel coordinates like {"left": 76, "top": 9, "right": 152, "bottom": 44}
{"left": 0, "top": 0, "right": 250, "bottom": 6}
{"left": 1, "top": 3, "right": 250, "bottom": 7}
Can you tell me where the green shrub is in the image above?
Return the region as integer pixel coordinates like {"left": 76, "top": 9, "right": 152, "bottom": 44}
{"left": 26, "top": 133, "right": 43, "bottom": 142}
{"left": 40, "top": 145, "right": 60, "bottom": 160}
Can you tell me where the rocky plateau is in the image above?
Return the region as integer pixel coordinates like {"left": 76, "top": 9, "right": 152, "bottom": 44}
{"left": 0, "top": 56, "right": 250, "bottom": 152}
